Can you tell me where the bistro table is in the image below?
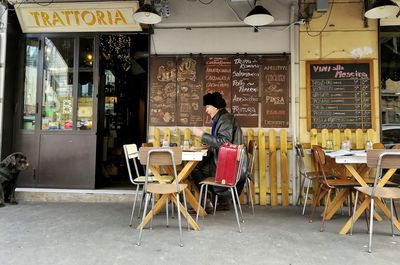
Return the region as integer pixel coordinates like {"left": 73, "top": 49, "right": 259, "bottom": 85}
{"left": 136, "top": 148, "right": 207, "bottom": 231}
{"left": 326, "top": 150, "right": 400, "bottom": 235}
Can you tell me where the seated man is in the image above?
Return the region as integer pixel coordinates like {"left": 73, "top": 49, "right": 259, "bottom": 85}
{"left": 192, "top": 92, "right": 247, "bottom": 212}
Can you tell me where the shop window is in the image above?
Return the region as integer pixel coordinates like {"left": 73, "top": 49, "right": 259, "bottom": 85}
{"left": 22, "top": 38, "right": 39, "bottom": 130}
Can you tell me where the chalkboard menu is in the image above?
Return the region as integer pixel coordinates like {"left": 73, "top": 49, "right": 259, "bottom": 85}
{"left": 232, "top": 56, "right": 260, "bottom": 127}
{"left": 204, "top": 57, "right": 232, "bottom": 125}
{"left": 149, "top": 57, "right": 177, "bottom": 126}
{"left": 261, "top": 57, "right": 290, "bottom": 128}
{"left": 306, "top": 60, "right": 375, "bottom": 130}
{"left": 176, "top": 57, "right": 204, "bottom": 126}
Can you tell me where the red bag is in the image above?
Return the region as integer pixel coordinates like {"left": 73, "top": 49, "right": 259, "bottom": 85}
{"left": 215, "top": 143, "right": 239, "bottom": 185}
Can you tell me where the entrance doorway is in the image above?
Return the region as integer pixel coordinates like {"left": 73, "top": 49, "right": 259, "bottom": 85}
{"left": 96, "top": 34, "right": 149, "bottom": 188}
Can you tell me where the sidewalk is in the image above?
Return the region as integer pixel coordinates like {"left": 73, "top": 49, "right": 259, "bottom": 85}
{"left": 0, "top": 201, "right": 399, "bottom": 265}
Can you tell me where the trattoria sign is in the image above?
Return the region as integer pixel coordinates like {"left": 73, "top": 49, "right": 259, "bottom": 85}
{"left": 15, "top": 1, "right": 141, "bottom": 33}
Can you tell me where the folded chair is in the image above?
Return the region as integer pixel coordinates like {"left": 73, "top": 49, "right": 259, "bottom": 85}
{"left": 295, "top": 143, "right": 320, "bottom": 215}
{"left": 350, "top": 150, "right": 400, "bottom": 253}
{"left": 309, "top": 145, "right": 359, "bottom": 231}
{"left": 123, "top": 144, "right": 172, "bottom": 227}
{"left": 195, "top": 145, "right": 247, "bottom": 232}
{"left": 137, "top": 147, "right": 189, "bottom": 247}
{"left": 245, "top": 140, "right": 256, "bottom": 215}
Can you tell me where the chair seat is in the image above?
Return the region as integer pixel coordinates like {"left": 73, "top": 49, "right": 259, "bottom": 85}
{"left": 147, "top": 183, "right": 187, "bottom": 194}
{"left": 355, "top": 187, "right": 400, "bottom": 199}
{"left": 306, "top": 171, "right": 320, "bottom": 179}
{"left": 200, "top": 177, "right": 233, "bottom": 188}
{"left": 324, "top": 178, "right": 359, "bottom": 186}
{"left": 133, "top": 175, "right": 174, "bottom": 184}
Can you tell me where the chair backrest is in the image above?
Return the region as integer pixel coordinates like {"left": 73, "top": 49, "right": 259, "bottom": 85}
{"left": 373, "top": 143, "right": 384, "bottom": 149}
{"left": 367, "top": 150, "right": 400, "bottom": 196}
{"left": 138, "top": 147, "right": 182, "bottom": 190}
{"left": 391, "top": 144, "right": 400, "bottom": 149}
{"left": 295, "top": 144, "right": 308, "bottom": 179}
{"left": 234, "top": 145, "right": 247, "bottom": 186}
{"left": 310, "top": 145, "right": 333, "bottom": 188}
{"left": 247, "top": 140, "right": 257, "bottom": 177}
{"left": 123, "top": 144, "right": 140, "bottom": 184}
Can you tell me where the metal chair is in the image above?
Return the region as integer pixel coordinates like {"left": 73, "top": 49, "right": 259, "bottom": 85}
{"left": 245, "top": 140, "right": 256, "bottom": 215}
{"left": 294, "top": 143, "right": 319, "bottom": 215}
{"left": 350, "top": 150, "right": 400, "bottom": 253}
{"left": 137, "top": 147, "right": 189, "bottom": 247}
{"left": 123, "top": 144, "right": 172, "bottom": 227}
{"left": 195, "top": 145, "right": 247, "bottom": 232}
{"left": 309, "top": 145, "right": 359, "bottom": 231}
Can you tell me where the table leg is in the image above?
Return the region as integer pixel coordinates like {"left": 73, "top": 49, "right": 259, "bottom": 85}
{"left": 339, "top": 198, "right": 370, "bottom": 235}
{"left": 325, "top": 189, "right": 349, "bottom": 220}
{"left": 171, "top": 194, "right": 200, "bottom": 231}
{"left": 185, "top": 189, "right": 206, "bottom": 217}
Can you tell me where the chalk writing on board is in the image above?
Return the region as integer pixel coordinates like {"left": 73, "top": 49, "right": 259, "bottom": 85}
{"left": 307, "top": 60, "right": 374, "bottom": 130}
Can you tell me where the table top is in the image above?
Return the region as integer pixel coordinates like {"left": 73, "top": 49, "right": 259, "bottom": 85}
{"left": 326, "top": 149, "right": 367, "bottom": 164}
{"left": 182, "top": 149, "right": 207, "bottom": 161}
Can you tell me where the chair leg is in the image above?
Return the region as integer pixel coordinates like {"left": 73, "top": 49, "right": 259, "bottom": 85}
{"left": 196, "top": 184, "right": 204, "bottom": 222}
{"left": 165, "top": 197, "right": 169, "bottom": 227}
{"left": 303, "top": 178, "right": 311, "bottom": 215}
{"left": 368, "top": 198, "right": 375, "bottom": 253}
{"left": 182, "top": 191, "right": 190, "bottom": 231}
{"left": 129, "top": 184, "right": 140, "bottom": 227}
{"left": 176, "top": 193, "right": 184, "bottom": 247}
{"left": 350, "top": 190, "right": 359, "bottom": 236}
{"left": 309, "top": 184, "right": 323, "bottom": 223}
{"left": 390, "top": 198, "right": 395, "bottom": 237}
{"left": 230, "top": 187, "right": 242, "bottom": 233}
{"left": 137, "top": 187, "right": 146, "bottom": 219}
{"left": 234, "top": 187, "right": 244, "bottom": 222}
{"left": 320, "top": 188, "right": 332, "bottom": 232}
{"left": 214, "top": 195, "right": 218, "bottom": 216}
{"left": 247, "top": 178, "right": 255, "bottom": 216}
{"left": 297, "top": 174, "right": 306, "bottom": 206}
{"left": 137, "top": 192, "right": 150, "bottom": 246}
{"left": 171, "top": 198, "right": 175, "bottom": 219}
{"left": 150, "top": 194, "right": 155, "bottom": 230}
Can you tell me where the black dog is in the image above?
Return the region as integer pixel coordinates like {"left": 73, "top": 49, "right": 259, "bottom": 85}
{"left": 0, "top": 152, "right": 29, "bottom": 207}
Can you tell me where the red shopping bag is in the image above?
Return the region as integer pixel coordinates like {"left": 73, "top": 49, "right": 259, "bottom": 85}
{"left": 215, "top": 143, "right": 238, "bottom": 185}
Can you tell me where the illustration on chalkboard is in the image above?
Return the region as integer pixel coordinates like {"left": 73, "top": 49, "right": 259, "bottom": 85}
{"left": 177, "top": 58, "right": 197, "bottom": 82}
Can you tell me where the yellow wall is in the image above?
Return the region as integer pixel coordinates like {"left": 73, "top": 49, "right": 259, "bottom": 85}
{"left": 299, "top": 0, "right": 380, "bottom": 143}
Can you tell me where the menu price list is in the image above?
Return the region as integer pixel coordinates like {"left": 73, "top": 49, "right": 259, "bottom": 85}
{"left": 308, "top": 61, "right": 373, "bottom": 130}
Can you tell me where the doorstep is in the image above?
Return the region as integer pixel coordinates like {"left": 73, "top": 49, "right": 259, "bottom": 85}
{"left": 15, "top": 188, "right": 136, "bottom": 203}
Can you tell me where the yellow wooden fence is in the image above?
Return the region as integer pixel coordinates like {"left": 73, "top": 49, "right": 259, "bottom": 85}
{"left": 149, "top": 127, "right": 378, "bottom": 206}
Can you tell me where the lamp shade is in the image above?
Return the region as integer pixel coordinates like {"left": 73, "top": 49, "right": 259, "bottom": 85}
{"left": 365, "top": 0, "right": 400, "bottom": 19}
{"left": 244, "top": 4, "right": 274, "bottom": 26}
{"left": 133, "top": 2, "right": 162, "bottom": 24}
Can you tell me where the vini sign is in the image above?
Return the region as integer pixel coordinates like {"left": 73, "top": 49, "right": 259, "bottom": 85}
{"left": 15, "top": 1, "right": 141, "bottom": 33}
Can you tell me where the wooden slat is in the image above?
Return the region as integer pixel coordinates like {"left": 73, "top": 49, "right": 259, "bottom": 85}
{"left": 174, "top": 128, "right": 181, "bottom": 147}
{"left": 321, "top": 128, "right": 329, "bottom": 148}
{"left": 355, "top": 129, "right": 364, "bottom": 149}
{"left": 184, "top": 128, "right": 191, "bottom": 146}
{"left": 310, "top": 128, "right": 318, "bottom": 146}
{"left": 259, "top": 129, "right": 267, "bottom": 205}
{"left": 154, "top": 128, "right": 161, "bottom": 147}
{"left": 163, "top": 129, "right": 171, "bottom": 145}
{"left": 367, "top": 128, "right": 376, "bottom": 143}
{"left": 332, "top": 129, "right": 341, "bottom": 150}
{"left": 269, "top": 129, "right": 278, "bottom": 206}
{"left": 280, "top": 129, "right": 289, "bottom": 206}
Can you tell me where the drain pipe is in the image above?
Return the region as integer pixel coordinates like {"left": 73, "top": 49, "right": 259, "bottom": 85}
{"left": 0, "top": 5, "right": 8, "bottom": 159}
{"left": 289, "top": 1, "right": 300, "bottom": 205}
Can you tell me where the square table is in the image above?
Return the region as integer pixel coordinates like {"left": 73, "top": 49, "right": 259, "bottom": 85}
{"left": 326, "top": 150, "right": 400, "bottom": 235}
{"left": 136, "top": 149, "right": 207, "bottom": 231}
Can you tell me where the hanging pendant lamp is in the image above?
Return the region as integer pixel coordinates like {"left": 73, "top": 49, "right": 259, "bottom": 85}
{"left": 133, "top": 0, "right": 162, "bottom": 25}
{"left": 244, "top": 1, "right": 274, "bottom": 26}
{"left": 365, "top": 0, "right": 400, "bottom": 19}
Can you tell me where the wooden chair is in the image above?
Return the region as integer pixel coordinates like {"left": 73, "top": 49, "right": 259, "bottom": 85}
{"left": 195, "top": 145, "right": 247, "bottom": 232}
{"left": 295, "top": 144, "right": 320, "bottom": 215}
{"left": 245, "top": 140, "right": 257, "bottom": 215}
{"left": 350, "top": 150, "right": 400, "bottom": 253}
{"left": 137, "top": 147, "right": 189, "bottom": 247}
{"left": 309, "top": 145, "right": 359, "bottom": 231}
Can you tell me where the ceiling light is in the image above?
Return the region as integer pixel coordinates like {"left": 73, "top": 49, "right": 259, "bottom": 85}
{"left": 133, "top": 0, "right": 162, "bottom": 25}
{"left": 364, "top": 0, "right": 400, "bottom": 19}
{"left": 244, "top": 1, "right": 274, "bottom": 26}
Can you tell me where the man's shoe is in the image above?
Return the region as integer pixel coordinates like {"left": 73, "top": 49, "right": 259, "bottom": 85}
{"left": 216, "top": 201, "right": 231, "bottom": 211}
{"left": 188, "top": 199, "right": 213, "bottom": 214}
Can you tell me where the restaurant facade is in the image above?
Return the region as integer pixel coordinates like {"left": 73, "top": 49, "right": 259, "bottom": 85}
{"left": 0, "top": 0, "right": 398, "bottom": 204}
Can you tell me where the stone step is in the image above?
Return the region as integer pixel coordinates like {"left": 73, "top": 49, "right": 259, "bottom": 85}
{"left": 15, "top": 188, "right": 136, "bottom": 203}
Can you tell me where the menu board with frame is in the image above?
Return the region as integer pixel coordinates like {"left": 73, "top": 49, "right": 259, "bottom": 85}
{"left": 306, "top": 59, "right": 375, "bottom": 130}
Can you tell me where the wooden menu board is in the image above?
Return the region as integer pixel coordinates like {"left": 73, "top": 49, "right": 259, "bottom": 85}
{"left": 176, "top": 57, "right": 204, "bottom": 126}
{"left": 149, "top": 57, "right": 177, "bottom": 126}
{"left": 204, "top": 57, "right": 232, "bottom": 125}
{"left": 231, "top": 56, "right": 260, "bottom": 127}
{"left": 261, "top": 56, "right": 290, "bottom": 128}
{"left": 306, "top": 60, "right": 374, "bottom": 130}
